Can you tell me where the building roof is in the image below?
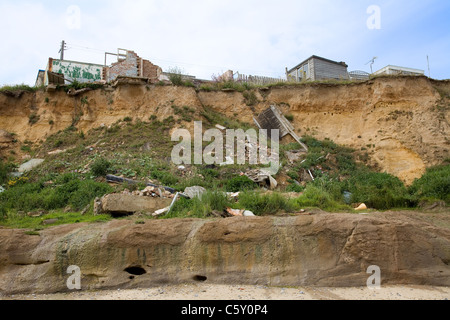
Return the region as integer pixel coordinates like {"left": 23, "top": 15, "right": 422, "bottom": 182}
{"left": 287, "top": 55, "right": 348, "bottom": 73}
{"left": 373, "top": 65, "right": 425, "bottom": 75}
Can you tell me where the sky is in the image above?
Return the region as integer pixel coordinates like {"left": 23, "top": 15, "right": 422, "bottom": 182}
{"left": 0, "top": 0, "right": 449, "bottom": 86}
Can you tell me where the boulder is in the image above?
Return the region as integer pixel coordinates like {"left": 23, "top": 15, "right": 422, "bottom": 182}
{"left": 17, "top": 159, "right": 45, "bottom": 173}
{"left": 98, "top": 193, "right": 172, "bottom": 216}
{"left": 0, "top": 212, "right": 449, "bottom": 294}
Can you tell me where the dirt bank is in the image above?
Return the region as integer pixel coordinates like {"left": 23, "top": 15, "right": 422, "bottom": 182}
{"left": 0, "top": 211, "right": 449, "bottom": 295}
{"left": 0, "top": 76, "right": 449, "bottom": 184}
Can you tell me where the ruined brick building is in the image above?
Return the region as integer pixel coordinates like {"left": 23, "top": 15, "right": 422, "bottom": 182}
{"left": 37, "top": 49, "right": 163, "bottom": 86}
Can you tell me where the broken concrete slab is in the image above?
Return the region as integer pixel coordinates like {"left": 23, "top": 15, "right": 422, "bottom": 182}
{"left": 152, "top": 207, "right": 169, "bottom": 217}
{"left": 18, "top": 159, "right": 45, "bottom": 173}
{"left": 183, "top": 186, "right": 206, "bottom": 199}
{"left": 245, "top": 168, "right": 278, "bottom": 190}
{"left": 97, "top": 193, "right": 172, "bottom": 216}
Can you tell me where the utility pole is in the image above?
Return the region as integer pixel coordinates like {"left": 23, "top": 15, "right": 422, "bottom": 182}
{"left": 59, "top": 40, "right": 67, "bottom": 60}
{"left": 427, "top": 55, "right": 431, "bottom": 78}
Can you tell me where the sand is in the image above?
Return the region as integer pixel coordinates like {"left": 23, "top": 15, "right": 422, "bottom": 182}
{"left": 2, "top": 284, "right": 449, "bottom": 300}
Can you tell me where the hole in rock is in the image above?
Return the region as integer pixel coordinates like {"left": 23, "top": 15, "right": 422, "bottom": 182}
{"left": 193, "top": 275, "right": 207, "bottom": 282}
{"left": 124, "top": 266, "right": 146, "bottom": 276}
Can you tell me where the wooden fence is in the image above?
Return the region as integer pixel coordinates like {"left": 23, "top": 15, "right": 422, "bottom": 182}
{"left": 235, "top": 73, "right": 286, "bottom": 86}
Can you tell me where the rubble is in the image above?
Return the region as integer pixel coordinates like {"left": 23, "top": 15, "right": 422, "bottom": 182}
{"left": 245, "top": 169, "right": 278, "bottom": 190}
{"left": 225, "top": 208, "right": 255, "bottom": 217}
{"left": 183, "top": 186, "right": 206, "bottom": 199}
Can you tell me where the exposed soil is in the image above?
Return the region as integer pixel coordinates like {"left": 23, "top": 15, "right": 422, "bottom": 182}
{"left": 1, "top": 76, "right": 449, "bottom": 184}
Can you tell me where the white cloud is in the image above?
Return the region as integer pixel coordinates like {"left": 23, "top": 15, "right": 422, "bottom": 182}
{"left": 0, "top": 0, "right": 448, "bottom": 85}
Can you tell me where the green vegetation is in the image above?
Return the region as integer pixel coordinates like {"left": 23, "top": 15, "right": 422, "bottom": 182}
{"left": 0, "top": 173, "right": 113, "bottom": 215}
{"left": 409, "top": 165, "right": 450, "bottom": 204}
{"left": 90, "top": 157, "right": 111, "bottom": 177}
{"left": 225, "top": 175, "right": 257, "bottom": 192}
{"left": 237, "top": 191, "right": 297, "bottom": 215}
{"left": 167, "top": 67, "right": 195, "bottom": 87}
{"left": 0, "top": 106, "right": 448, "bottom": 228}
{"left": 0, "top": 84, "right": 41, "bottom": 93}
{"left": 0, "top": 210, "right": 111, "bottom": 230}
{"left": 165, "top": 191, "right": 232, "bottom": 219}
{"left": 28, "top": 113, "right": 40, "bottom": 125}
{"left": 62, "top": 80, "right": 104, "bottom": 92}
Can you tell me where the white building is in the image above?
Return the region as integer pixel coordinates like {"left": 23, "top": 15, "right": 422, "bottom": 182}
{"left": 373, "top": 65, "right": 424, "bottom": 76}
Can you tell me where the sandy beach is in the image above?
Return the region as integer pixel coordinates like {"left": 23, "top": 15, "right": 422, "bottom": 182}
{"left": 2, "top": 283, "right": 449, "bottom": 300}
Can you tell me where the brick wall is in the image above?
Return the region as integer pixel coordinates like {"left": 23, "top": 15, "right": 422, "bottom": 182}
{"left": 107, "top": 51, "right": 139, "bottom": 82}
{"left": 142, "top": 59, "right": 162, "bottom": 83}
{"left": 103, "top": 50, "right": 162, "bottom": 83}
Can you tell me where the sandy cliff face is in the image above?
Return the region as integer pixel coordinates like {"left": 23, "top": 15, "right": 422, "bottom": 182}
{"left": 0, "top": 76, "right": 449, "bottom": 184}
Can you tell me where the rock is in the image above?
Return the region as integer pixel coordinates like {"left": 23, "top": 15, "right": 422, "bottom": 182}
{"left": 47, "top": 149, "right": 67, "bottom": 155}
{"left": 355, "top": 203, "right": 368, "bottom": 211}
{"left": 80, "top": 204, "right": 90, "bottom": 215}
{"left": 215, "top": 124, "right": 226, "bottom": 131}
{"left": 268, "top": 175, "right": 277, "bottom": 190}
{"left": 183, "top": 186, "right": 206, "bottom": 199}
{"left": 152, "top": 207, "right": 169, "bottom": 217}
{"left": 243, "top": 210, "right": 255, "bottom": 217}
{"left": 226, "top": 208, "right": 244, "bottom": 216}
{"left": 42, "top": 219, "right": 58, "bottom": 225}
{"left": 93, "top": 197, "right": 102, "bottom": 215}
{"left": 98, "top": 193, "right": 172, "bottom": 216}
{"left": 0, "top": 212, "right": 449, "bottom": 294}
{"left": 17, "top": 159, "right": 45, "bottom": 173}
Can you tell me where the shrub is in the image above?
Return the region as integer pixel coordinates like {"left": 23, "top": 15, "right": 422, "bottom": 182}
{"left": 238, "top": 191, "right": 297, "bottom": 215}
{"left": 167, "top": 67, "right": 185, "bottom": 86}
{"left": 0, "top": 176, "right": 112, "bottom": 213}
{"left": 409, "top": 165, "right": 450, "bottom": 203}
{"left": 295, "top": 185, "right": 347, "bottom": 211}
{"left": 285, "top": 183, "right": 304, "bottom": 193}
{"left": 28, "top": 113, "right": 40, "bottom": 125}
{"left": 0, "top": 161, "right": 12, "bottom": 185}
{"left": 285, "top": 114, "right": 294, "bottom": 122}
{"left": 225, "top": 175, "right": 257, "bottom": 192}
{"left": 243, "top": 91, "right": 258, "bottom": 106}
{"left": 150, "top": 170, "right": 178, "bottom": 186}
{"left": 345, "top": 170, "right": 412, "bottom": 209}
{"left": 90, "top": 158, "right": 111, "bottom": 177}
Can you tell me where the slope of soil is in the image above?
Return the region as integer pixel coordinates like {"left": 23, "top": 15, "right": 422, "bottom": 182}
{"left": 1, "top": 76, "right": 449, "bottom": 184}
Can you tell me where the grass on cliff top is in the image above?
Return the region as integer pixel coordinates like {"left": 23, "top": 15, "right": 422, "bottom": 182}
{"left": 0, "top": 210, "right": 111, "bottom": 231}
{"left": 0, "top": 84, "right": 43, "bottom": 93}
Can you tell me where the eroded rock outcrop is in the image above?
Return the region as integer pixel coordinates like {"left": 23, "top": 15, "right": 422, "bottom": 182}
{"left": 0, "top": 211, "right": 449, "bottom": 295}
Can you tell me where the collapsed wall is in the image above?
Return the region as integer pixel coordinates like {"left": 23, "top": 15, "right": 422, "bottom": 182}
{"left": 0, "top": 76, "right": 449, "bottom": 184}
